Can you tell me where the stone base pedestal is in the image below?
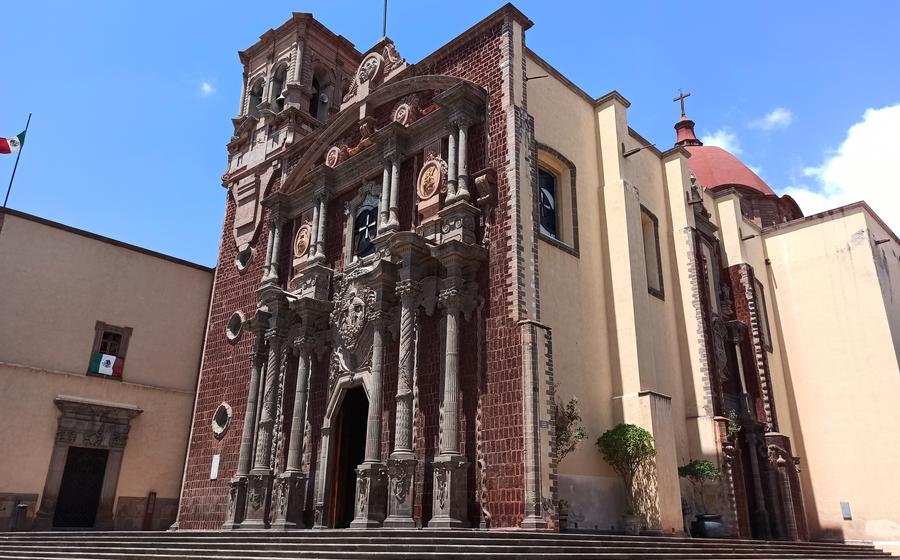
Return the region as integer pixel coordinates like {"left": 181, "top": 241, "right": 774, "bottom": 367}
{"left": 384, "top": 456, "right": 417, "bottom": 528}
{"left": 270, "top": 471, "right": 308, "bottom": 530}
{"left": 427, "top": 456, "right": 468, "bottom": 528}
{"left": 438, "top": 201, "right": 480, "bottom": 245}
{"left": 349, "top": 462, "right": 387, "bottom": 529}
{"left": 241, "top": 471, "right": 274, "bottom": 528}
{"left": 221, "top": 477, "right": 247, "bottom": 529}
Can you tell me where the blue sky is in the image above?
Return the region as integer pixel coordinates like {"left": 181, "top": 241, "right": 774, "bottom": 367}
{"left": 2, "top": 1, "right": 899, "bottom": 266}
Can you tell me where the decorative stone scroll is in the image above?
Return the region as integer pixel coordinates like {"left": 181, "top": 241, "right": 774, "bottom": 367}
{"left": 391, "top": 95, "right": 421, "bottom": 126}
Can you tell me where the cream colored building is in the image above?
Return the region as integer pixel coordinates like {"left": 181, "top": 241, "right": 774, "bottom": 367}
{"left": 525, "top": 49, "right": 899, "bottom": 546}
{"left": 0, "top": 208, "right": 213, "bottom": 530}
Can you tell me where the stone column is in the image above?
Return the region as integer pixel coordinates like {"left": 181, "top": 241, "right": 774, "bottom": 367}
{"left": 272, "top": 338, "right": 314, "bottom": 529}
{"left": 351, "top": 313, "right": 388, "bottom": 528}
{"left": 307, "top": 201, "right": 320, "bottom": 259}
{"left": 223, "top": 332, "right": 267, "bottom": 529}
{"left": 243, "top": 329, "right": 284, "bottom": 528}
{"left": 386, "top": 157, "right": 400, "bottom": 231}
{"left": 776, "top": 456, "right": 799, "bottom": 541}
{"left": 455, "top": 121, "right": 470, "bottom": 202}
{"left": 429, "top": 285, "right": 468, "bottom": 528}
{"left": 744, "top": 431, "right": 772, "bottom": 539}
{"left": 378, "top": 160, "right": 391, "bottom": 233}
{"left": 313, "top": 195, "right": 327, "bottom": 261}
{"left": 263, "top": 209, "right": 285, "bottom": 284}
{"left": 385, "top": 280, "right": 420, "bottom": 528}
{"left": 446, "top": 126, "right": 458, "bottom": 203}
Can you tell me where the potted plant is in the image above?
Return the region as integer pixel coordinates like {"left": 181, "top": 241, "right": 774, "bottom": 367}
{"left": 678, "top": 459, "right": 724, "bottom": 538}
{"left": 596, "top": 423, "right": 656, "bottom": 535}
{"left": 553, "top": 390, "right": 587, "bottom": 531}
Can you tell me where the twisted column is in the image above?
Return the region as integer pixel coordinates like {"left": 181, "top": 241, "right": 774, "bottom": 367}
{"left": 253, "top": 330, "right": 284, "bottom": 471}
{"left": 392, "top": 280, "right": 420, "bottom": 454}
{"left": 285, "top": 339, "right": 313, "bottom": 472}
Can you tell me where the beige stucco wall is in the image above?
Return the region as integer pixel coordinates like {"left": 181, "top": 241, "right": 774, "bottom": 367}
{"left": 763, "top": 206, "right": 900, "bottom": 544}
{"left": 527, "top": 54, "right": 688, "bottom": 533}
{"left": 0, "top": 211, "right": 212, "bottom": 525}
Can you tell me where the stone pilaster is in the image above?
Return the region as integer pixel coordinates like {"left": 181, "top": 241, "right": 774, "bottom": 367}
{"left": 351, "top": 313, "right": 388, "bottom": 528}
{"left": 378, "top": 159, "right": 391, "bottom": 233}
{"left": 271, "top": 338, "right": 313, "bottom": 529}
{"left": 262, "top": 206, "right": 286, "bottom": 285}
{"left": 243, "top": 328, "right": 285, "bottom": 528}
{"left": 429, "top": 284, "right": 468, "bottom": 528}
{"left": 455, "top": 119, "right": 470, "bottom": 202}
{"left": 313, "top": 194, "right": 327, "bottom": 262}
{"left": 223, "top": 320, "right": 268, "bottom": 529}
{"left": 446, "top": 125, "right": 458, "bottom": 203}
{"left": 385, "top": 279, "right": 419, "bottom": 528}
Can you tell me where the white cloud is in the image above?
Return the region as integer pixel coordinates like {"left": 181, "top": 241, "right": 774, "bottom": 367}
{"left": 199, "top": 81, "right": 216, "bottom": 97}
{"left": 782, "top": 103, "right": 900, "bottom": 232}
{"left": 700, "top": 128, "right": 742, "bottom": 154}
{"left": 749, "top": 107, "right": 794, "bottom": 130}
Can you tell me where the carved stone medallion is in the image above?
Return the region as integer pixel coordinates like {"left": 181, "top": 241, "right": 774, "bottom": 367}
{"left": 294, "top": 224, "right": 311, "bottom": 257}
{"left": 417, "top": 157, "right": 446, "bottom": 200}
{"left": 331, "top": 283, "right": 376, "bottom": 350}
{"left": 325, "top": 145, "right": 346, "bottom": 168}
{"left": 357, "top": 52, "right": 383, "bottom": 84}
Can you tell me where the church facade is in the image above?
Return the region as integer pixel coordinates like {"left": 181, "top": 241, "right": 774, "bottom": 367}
{"left": 175, "top": 3, "right": 900, "bottom": 546}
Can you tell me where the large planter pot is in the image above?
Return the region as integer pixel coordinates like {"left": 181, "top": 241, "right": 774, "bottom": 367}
{"left": 691, "top": 514, "right": 724, "bottom": 538}
{"left": 622, "top": 513, "right": 641, "bottom": 536}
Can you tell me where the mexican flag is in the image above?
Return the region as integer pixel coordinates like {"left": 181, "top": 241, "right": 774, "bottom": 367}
{"left": 89, "top": 352, "right": 124, "bottom": 377}
{"left": 0, "top": 131, "right": 25, "bottom": 154}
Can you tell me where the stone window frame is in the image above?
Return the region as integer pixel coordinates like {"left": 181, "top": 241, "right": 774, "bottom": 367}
{"left": 640, "top": 206, "right": 664, "bottom": 300}
{"left": 535, "top": 143, "right": 579, "bottom": 257}
{"left": 754, "top": 278, "right": 773, "bottom": 353}
{"left": 341, "top": 180, "right": 382, "bottom": 269}
{"left": 87, "top": 321, "right": 133, "bottom": 380}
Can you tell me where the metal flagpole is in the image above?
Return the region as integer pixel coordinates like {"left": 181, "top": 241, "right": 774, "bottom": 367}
{"left": 382, "top": 0, "right": 388, "bottom": 37}
{"left": 3, "top": 112, "right": 32, "bottom": 208}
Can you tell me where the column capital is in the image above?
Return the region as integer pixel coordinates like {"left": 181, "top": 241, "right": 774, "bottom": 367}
{"left": 395, "top": 279, "right": 422, "bottom": 300}
{"left": 291, "top": 334, "right": 316, "bottom": 353}
{"left": 438, "top": 286, "right": 466, "bottom": 311}
{"left": 265, "top": 328, "right": 286, "bottom": 343}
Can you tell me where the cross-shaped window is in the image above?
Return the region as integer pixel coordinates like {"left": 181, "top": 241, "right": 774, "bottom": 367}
{"left": 353, "top": 206, "right": 378, "bottom": 258}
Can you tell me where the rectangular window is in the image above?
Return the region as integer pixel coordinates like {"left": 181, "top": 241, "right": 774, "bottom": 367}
{"left": 87, "top": 321, "right": 132, "bottom": 379}
{"left": 754, "top": 279, "right": 773, "bottom": 352}
{"left": 538, "top": 167, "right": 559, "bottom": 240}
{"left": 641, "top": 206, "right": 664, "bottom": 299}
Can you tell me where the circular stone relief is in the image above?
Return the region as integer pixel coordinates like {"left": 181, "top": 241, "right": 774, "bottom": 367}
{"left": 211, "top": 402, "right": 233, "bottom": 439}
{"left": 417, "top": 159, "right": 444, "bottom": 200}
{"left": 294, "top": 224, "right": 311, "bottom": 257}
{"left": 357, "top": 52, "right": 383, "bottom": 84}
{"left": 235, "top": 243, "right": 254, "bottom": 271}
{"left": 225, "top": 311, "right": 245, "bottom": 342}
{"left": 325, "top": 146, "right": 342, "bottom": 168}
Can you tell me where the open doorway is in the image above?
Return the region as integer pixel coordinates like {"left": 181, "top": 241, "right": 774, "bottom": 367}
{"left": 328, "top": 386, "right": 368, "bottom": 528}
{"left": 53, "top": 447, "right": 108, "bottom": 528}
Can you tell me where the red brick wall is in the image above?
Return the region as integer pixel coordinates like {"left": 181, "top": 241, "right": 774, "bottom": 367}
{"left": 179, "top": 15, "right": 527, "bottom": 529}
{"left": 176, "top": 191, "right": 271, "bottom": 529}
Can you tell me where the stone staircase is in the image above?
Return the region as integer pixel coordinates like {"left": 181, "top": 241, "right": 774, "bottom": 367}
{"left": 0, "top": 530, "right": 895, "bottom": 560}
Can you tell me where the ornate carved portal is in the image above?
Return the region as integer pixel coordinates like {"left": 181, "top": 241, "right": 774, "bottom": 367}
{"left": 34, "top": 397, "right": 143, "bottom": 530}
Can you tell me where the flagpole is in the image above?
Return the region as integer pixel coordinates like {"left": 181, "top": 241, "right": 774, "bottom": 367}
{"left": 3, "top": 112, "right": 32, "bottom": 208}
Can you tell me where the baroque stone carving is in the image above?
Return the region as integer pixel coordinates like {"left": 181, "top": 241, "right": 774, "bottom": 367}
{"left": 56, "top": 430, "right": 77, "bottom": 444}
{"left": 83, "top": 429, "right": 104, "bottom": 447}
{"left": 110, "top": 431, "right": 128, "bottom": 448}
{"left": 325, "top": 145, "right": 348, "bottom": 168}
{"left": 294, "top": 224, "right": 311, "bottom": 257}
{"left": 712, "top": 318, "right": 729, "bottom": 380}
{"left": 391, "top": 95, "right": 420, "bottom": 126}
{"left": 435, "top": 465, "right": 448, "bottom": 510}
{"left": 417, "top": 155, "right": 447, "bottom": 200}
{"left": 331, "top": 283, "right": 376, "bottom": 350}
{"left": 382, "top": 42, "right": 404, "bottom": 74}
{"left": 388, "top": 462, "right": 411, "bottom": 504}
{"left": 356, "top": 469, "right": 370, "bottom": 512}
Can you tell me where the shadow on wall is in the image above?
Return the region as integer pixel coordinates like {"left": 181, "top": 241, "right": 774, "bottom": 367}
{"left": 634, "top": 460, "right": 661, "bottom": 530}
{"left": 558, "top": 473, "right": 625, "bottom": 531}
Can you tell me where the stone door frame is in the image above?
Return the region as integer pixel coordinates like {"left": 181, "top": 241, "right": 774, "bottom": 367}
{"left": 313, "top": 372, "right": 372, "bottom": 528}
{"left": 33, "top": 395, "right": 142, "bottom": 530}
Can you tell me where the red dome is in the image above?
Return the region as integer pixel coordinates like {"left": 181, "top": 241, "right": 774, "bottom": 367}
{"left": 685, "top": 145, "right": 775, "bottom": 196}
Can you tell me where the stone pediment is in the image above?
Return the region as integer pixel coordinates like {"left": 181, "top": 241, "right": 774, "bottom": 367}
{"left": 340, "top": 38, "right": 408, "bottom": 110}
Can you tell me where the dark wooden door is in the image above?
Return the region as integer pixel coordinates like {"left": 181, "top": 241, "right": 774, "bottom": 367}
{"left": 53, "top": 447, "right": 108, "bottom": 528}
{"left": 329, "top": 387, "right": 368, "bottom": 528}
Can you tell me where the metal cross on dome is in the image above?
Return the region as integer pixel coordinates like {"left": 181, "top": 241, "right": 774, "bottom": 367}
{"left": 674, "top": 89, "right": 692, "bottom": 118}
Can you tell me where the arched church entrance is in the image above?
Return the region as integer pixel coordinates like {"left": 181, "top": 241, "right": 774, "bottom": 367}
{"left": 328, "top": 386, "right": 368, "bottom": 528}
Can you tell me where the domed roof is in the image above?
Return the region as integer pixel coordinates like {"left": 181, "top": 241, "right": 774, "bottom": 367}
{"left": 684, "top": 145, "right": 775, "bottom": 196}
{"left": 674, "top": 115, "right": 775, "bottom": 196}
